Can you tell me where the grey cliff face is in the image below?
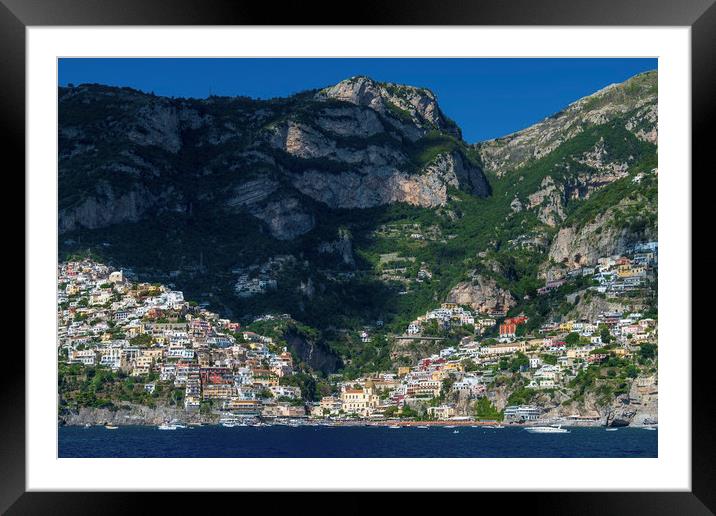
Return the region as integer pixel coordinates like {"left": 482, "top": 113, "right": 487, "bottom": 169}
{"left": 446, "top": 274, "right": 516, "bottom": 314}
{"left": 546, "top": 201, "right": 656, "bottom": 271}
{"left": 250, "top": 197, "right": 316, "bottom": 241}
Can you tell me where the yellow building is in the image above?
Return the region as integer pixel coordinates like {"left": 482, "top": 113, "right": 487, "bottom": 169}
{"left": 443, "top": 361, "right": 464, "bottom": 373}
{"left": 202, "top": 383, "right": 235, "bottom": 400}
{"left": 340, "top": 380, "right": 379, "bottom": 417}
{"left": 559, "top": 321, "right": 574, "bottom": 332}
{"left": 141, "top": 348, "right": 164, "bottom": 360}
{"left": 131, "top": 355, "right": 153, "bottom": 377}
{"left": 224, "top": 398, "right": 261, "bottom": 415}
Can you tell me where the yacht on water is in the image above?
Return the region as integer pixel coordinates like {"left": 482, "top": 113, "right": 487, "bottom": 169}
{"left": 219, "top": 414, "right": 243, "bottom": 428}
{"left": 484, "top": 424, "right": 505, "bottom": 429}
{"left": 606, "top": 427, "right": 619, "bottom": 432}
{"left": 417, "top": 425, "right": 429, "bottom": 429}
{"left": 524, "top": 425, "right": 570, "bottom": 434}
{"left": 104, "top": 424, "right": 118, "bottom": 430}
{"left": 158, "top": 419, "right": 187, "bottom": 430}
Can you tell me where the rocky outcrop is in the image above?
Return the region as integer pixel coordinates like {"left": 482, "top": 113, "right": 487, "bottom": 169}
{"left": 566, "top": 292, "right": 630, "bottom": 322}
{"left": 316, "top": 76, "right": 460, "bottom": 140}
{"left": 318, "top": 228, "right": 355, "bottom": 267}
{"left": 527, "top": 176, "right": 566, "bottom": 227}
{"left": 59, "top": 183, "right": 181, "bottom": 233}
{"left": 447, "top": 274, "right": 516, "bottom": 314}
{"left": 225, "top": 178, "right": 279, "bottom": 209}
{"left": 290, "top": 151, "right": 487, "bottom": 210}
{"left": 284, "top": 327, "right": 342, "bottom": 374}
{"left": 127, "top": 102, "right": 182, "bottom": 153}
{"left": 250, "top": 197, "right": 315, "bottom": 240}
{"left": 547, "top": 207, "right": 655, "bottom": 269}
{"left": 315, "top": 106, "right": 385, "bottom": 137}
{"left": 269, "top": 120, "right": 407, "bottom": 165}
{"left": 606, "top": 375, "right": 658, "bottom": 427}
{"left": 58, "top": 402, "right": 217, "bottom": 426}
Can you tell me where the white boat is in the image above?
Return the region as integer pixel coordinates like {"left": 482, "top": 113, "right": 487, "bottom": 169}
{"left": 452, "top": 430, "right": 460, "bottom": 434}
{"left": 83, "top": 423, "right": 91, "bottom": 429}
{"left": 606, "top": 427, "right": 619, "bottom": 432}
{"left": 158, "top": 422, "right": 178, "bottom": 430}
{"left": 524, "top": 425, "right": 570, "bottom": 434}
{"left": 170, "top": 419, "right": 187, "bottom": 429}
{"left": 388, "top": 425, "right": 401, "bottom": 429}
{"left": 104, "top": 425, "right": 118, "bottom": 430}
{"left": 417, "top": 425, "right": 429, "bottom": 429}
{"left": 444, "top": 425, "right": 457, "bottom": 429}
{"left": 642, "top": 426, "right": 658, "bottom": 431}
{"left": 485, "top": 425, "right": 505, "bottom": 429}
{"left": 219, "top": 414, "right": 241, "bottom": 427}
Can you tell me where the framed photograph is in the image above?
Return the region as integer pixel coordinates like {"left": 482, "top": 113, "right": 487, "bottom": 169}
{"left": 6, "top": 0, "right": 711, "bottom": 511}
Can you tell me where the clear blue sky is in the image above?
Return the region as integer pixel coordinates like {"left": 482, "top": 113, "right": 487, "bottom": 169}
{"left": 59, "top": 58, "right": 656, "bottom": 143}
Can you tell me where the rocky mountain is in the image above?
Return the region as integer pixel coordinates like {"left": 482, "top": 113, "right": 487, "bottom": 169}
{"left": 59, "top": 71, "right": 658, "bottom": 373}
{"left": 476, "top": 71, "right": 657, "bottom": 177}
{"left": 59, "top": 76, "right": 488, "bottom": 240}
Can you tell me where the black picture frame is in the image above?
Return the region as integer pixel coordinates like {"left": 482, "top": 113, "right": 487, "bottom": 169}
{"left": 4, "top": 0, "right": 712, "bottom": 512}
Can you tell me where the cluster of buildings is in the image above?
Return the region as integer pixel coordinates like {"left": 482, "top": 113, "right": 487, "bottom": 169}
{"left": 325, "top": 306, "right": 657, "bottom": 420}
{"left": 406, "top": 303, "right": 482, "bottom": 335}
{"left": 59, "top": 260, "right": 302, "bottom": 417}
{"left": 59, "top": 257, "right": 657, "bottom": 424}
{"left": 232, "top": 256, "right": 293, "bottom": 298}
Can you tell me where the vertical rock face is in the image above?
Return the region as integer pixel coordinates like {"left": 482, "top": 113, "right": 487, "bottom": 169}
{"left": 446, "top": 275, "right": 516, "bottom": 314}
{"left": 284, "top": 327, "right": 343, "bottom": 374}
{"left": 288, "top": 151, "right": 489, "bottom": 211}
{"left": 249, "top": 197, "right": 316, "bottom": 241}
{"left": 547, "top": 203, "right": 656, "bottom": 270}
{"left": 127, "top": 102, "right": 182, "bottom": 153}
{"left": 318, "top": 228, "right": 355, "bottom": 267}
{"left": 58, "top": 182, "right": 182, "bottom": 233}
{"left": 606, "top": 376, "right": 658, "bottom": 427}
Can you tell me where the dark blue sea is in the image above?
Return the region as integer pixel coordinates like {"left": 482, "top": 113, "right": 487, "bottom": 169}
{"left": 59, "top": 425, "right": 657, "bottom": 458}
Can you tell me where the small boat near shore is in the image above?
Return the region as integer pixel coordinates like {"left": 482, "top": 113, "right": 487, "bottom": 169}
{"left": 417, "top": 425, "right": 429, "bottom": 429}
{"left": 104, "top": 424, "right": 118, "bottom": 430}
{"left": 485, "top": 425, "right": 505, "bottom": 429}
{"left": 388, "top": 425, "right": 401, "bottom": 429}
{"left": 443, "top": 425, "right": 457, "bottom": 429}
{"left": 525, "top": 425, "right": 570, "bottom": 434}
{"left": 158, "top": 418, "right": 186, "bottom": 430}
{"left": 606, "top": 427, "right": 619, "bottom": 432}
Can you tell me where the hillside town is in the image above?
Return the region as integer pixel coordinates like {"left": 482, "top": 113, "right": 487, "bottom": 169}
{"left": 58, "top": 254, "right": 658, "bottom": 428}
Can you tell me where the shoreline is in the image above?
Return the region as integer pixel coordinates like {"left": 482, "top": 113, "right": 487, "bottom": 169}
{"left": 59, "top": 418, "right": 655, "bottom": 429}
